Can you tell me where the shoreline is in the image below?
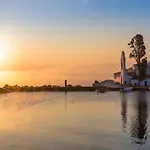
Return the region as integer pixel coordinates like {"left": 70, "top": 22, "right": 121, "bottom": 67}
{"left": 0, "top": 86, "right": 150, "bottom": 94}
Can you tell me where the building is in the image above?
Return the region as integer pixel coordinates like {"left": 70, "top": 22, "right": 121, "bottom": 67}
{"left": 92, "top": 80, "right": 120, "bottom": 88}
{"left": 114, "top": 51, "right": 150, "bottom": 86}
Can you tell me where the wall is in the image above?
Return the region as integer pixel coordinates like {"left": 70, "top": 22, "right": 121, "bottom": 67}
{"left": 146, "top": 63, "right": 150, "bottom": 76}
{"left": 131, "top": 79, "right": 139, "bottom": 86}
{"left": 140, "top": 79, "right": 150, "bottom": 86}
{"left": 114, "top": 76, "right": 121, "bottom": 83}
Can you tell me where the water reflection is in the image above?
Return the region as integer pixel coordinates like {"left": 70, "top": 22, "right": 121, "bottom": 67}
{"left": 65, "top": 92, "right": 68, "bottom": 112}
{"left": 1, "top": 92, "right": 150, "bottom": 149}
{"left": 121, "top": 93, "right": 127, "bottom": 132}
{"left": 0, "top": 92, "right": 65, "bottom": 110}
{"left": 130, "top": 92, "right": 148, "bottom": 145}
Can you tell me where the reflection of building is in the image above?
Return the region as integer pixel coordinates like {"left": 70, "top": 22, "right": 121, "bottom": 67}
{"left": 114, "top": 51, "right": 150, "bottom": 86}
{"left": 130, "top": 92, "right": 148, "bottom": 145}
{"left": 120, "top": 92, "right": 148, "bottom": 145}
{"left": 121, "top": 94, "right": 127, "bottom": 132}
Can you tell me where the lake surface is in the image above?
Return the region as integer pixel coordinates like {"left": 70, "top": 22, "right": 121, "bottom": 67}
{"left": 0, "top": 91, "right": 150, "bottom": 150}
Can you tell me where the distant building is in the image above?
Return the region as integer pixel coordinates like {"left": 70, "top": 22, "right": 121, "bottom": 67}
{"left": 114, "top": 51, "right": 150, "bottom": 86}
{"left": 93, "top": 80, "right": 119, "bottom": 88}
{"left": 93, "top": 80, "right": 101, "bottom": 88}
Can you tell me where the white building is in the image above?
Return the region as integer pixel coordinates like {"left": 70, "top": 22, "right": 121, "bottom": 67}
{"left": 114, "top": 51, "right": 150, "bottom": 86}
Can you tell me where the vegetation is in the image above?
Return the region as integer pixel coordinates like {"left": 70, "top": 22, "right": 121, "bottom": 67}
{"left": 128, "top": 34, "right": 147, "bottom": 80}
{"left": 0, "top": 84, "right": 95, "bottom": 93}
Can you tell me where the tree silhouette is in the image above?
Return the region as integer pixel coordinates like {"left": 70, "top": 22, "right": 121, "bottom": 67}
{"left": 128, "top": 34, "right": 146, "bottom": 81}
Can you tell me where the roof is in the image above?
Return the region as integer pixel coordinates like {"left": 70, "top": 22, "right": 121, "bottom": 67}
{"left": 114, "top": 67, "right": 134, "bottom": 76}
{"left": 127, "top": 67, "right": 133, "bottom": 73}
{"left": 114, "top": 72, "right": 121, "bottom": 76}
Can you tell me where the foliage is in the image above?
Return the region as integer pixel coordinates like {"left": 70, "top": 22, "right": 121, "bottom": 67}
{"left": 0, "top": 84, "right": 95, "bottom": 93}
{"left": 128, "top": 34, "right": 147, "bottom": 80}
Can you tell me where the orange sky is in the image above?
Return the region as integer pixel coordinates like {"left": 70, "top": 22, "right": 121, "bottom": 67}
{"left": 0, "top": 24, "right": 149, "bottom": 86}
{"left": 0, "top": 0, "right": 150, "bottom": 86}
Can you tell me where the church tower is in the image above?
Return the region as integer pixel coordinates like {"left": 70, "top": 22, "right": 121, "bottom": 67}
{"left": 121, "top": 51, "right": 129, "bottom": 85}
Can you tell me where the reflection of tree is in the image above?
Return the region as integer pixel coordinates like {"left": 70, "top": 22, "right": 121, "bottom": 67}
{"left": 121, "top": 94, "right": 127, "bottom": 132}
{"left": 130, "top": 92, "right": 148, "bottom": 145}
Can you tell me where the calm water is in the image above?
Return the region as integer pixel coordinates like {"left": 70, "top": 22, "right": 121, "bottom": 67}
{"left": 0, "top": 91, "right": 150, "bottom": 150}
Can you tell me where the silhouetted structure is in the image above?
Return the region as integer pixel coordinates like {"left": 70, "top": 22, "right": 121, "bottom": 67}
{"left": 65, "top": 80, "right": 68, "bottom": 93}
{"left": 65, "top": 80, "right": 67, "bottom": 88}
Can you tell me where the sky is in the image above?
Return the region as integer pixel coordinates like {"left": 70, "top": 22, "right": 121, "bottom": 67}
{"left": 0, "top": 0, "right": 150, "bottom": 86}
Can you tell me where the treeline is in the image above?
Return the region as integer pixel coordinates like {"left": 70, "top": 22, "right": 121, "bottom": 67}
{"left": 0, "top": 84, "right": 95, "bottom": 93}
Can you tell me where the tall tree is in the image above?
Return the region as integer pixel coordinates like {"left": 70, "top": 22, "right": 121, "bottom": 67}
{"left": 128, "top": 34, "right": 146, "bottom": 81}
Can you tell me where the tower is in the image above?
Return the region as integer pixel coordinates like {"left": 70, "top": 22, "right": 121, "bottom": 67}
{"left": 121, "top": 51, "right": 126, "bottom": 70}
{"left": 121, "top": 51, "right": 129, "bottom": 85}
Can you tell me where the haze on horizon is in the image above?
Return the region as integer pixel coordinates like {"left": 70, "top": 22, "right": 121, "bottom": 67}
{"left": 0, "top": 0, "right": 150, "bottom": 86}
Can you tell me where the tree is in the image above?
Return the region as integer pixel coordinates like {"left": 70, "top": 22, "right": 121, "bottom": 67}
{"left": 128, "top": 34, "right": 146, "bottom": 81}
{"left": 141, "top": 58, "right": 147, "bottom": 79}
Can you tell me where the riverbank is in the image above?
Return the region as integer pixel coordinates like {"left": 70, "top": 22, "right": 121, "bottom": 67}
{"left": 98, "top": 86, "right": 150, "bottom": 92}
{"left": 0, "top": 86, "right": 96, "bottom": 93}
{"left": 0, "top": 85, "right": 150, "bottom": 94}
